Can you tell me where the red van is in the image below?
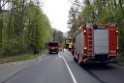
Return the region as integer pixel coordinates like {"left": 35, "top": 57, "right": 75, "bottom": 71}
{"left": 48, "top": 42, "right": 59, "bottom": 54}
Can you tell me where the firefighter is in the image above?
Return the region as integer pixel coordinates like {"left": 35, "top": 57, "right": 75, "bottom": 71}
{"left": 69, "top": 42, "right": 73, "bottom": 52}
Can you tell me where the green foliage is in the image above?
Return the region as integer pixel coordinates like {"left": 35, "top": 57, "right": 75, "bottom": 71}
{"left": 0, "top": 0, "right": 52, "bottom": 57}
{"left": 52, "top": 29, "right": 63, "bottom": 46}
{"left": 0, "top": 49, "right": 47, "bottom": 64}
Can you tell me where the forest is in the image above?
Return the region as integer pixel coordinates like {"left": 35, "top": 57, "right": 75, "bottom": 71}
{"left": 68, "top": 0, "right": 124, "bottom": 64}
{"left": 0, "top": 0, "right": 54, "bottom": 58}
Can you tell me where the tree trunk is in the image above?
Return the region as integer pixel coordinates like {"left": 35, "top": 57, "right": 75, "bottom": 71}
{"left": 119, "top": 0, "right": 124, "bottom": 18}
{"left": 0, "top": 6, "right": 3, "bottom": 50}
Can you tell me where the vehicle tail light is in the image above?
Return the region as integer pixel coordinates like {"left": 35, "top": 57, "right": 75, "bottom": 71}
{"left": 84, "top": 47, "right": 87, "bottom": 54}
{"left": 116, "top": 47, "right": 119, "bottom": 55}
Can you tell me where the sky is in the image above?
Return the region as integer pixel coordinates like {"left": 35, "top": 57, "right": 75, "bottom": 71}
{"left": 41, "top": 0, "right": 72, "bottom": 33}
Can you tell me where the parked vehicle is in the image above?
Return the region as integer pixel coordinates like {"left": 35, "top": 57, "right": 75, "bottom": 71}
{"left": 73, "top": 23, "right": 118, "bottom": 64}
{"left": 64, "top": 39, "right": 72, "bottom": 49}
{"left": 48, "top": 42, "right": 59, "bottom": 54}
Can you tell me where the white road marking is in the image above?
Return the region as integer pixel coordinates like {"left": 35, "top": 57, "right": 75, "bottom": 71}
{"left": 59, "top": 54, "right": 62, "bottom": 58}
{"left": 59, "top": 53, "right": 78, "bottom": 83}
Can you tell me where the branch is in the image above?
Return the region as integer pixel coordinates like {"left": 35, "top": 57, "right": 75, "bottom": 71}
{"left": 1, "top": 0, "right": 10, "bottom": 8}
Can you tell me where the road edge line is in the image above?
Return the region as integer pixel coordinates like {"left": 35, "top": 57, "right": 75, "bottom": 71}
{"left": 59, "top": 53, "right": 77, "bottom": 83}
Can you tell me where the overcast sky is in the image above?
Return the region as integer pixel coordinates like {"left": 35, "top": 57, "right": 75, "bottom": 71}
{"left": 41, "top": 0, "right": 72, "bottom": 33}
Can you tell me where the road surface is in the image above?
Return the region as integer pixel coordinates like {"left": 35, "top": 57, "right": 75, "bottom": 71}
{"left": 0, "top": 50, "right": 124, "bottom": 83}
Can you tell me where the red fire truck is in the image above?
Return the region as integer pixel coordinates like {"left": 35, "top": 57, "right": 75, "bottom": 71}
{"left": 48, "top": 42, "right": 59, "bottom": 54}
{"left": 73, "top": 23, "right": 118, "bottom": 64}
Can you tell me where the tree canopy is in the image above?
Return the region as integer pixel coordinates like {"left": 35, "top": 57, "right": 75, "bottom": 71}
{"left": 0, "top": 0, "right": 53, "bottom": 57}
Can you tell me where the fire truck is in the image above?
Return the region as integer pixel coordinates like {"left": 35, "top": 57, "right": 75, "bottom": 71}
{"left": 73, "top": 23, "right": 118, "bottom": 64}
{"left": 48, "top": 42, "right": 59, "bottom": 54}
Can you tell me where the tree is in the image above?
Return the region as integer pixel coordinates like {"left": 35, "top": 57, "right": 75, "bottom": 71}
{"left": 0, "top": 0, "right": 9, "bottom": 51}
{"left": 52, "top": 29, "right": 63, "bottom": 46}
{"left": 0, "top": 0, "right": 53, "bottom": 57}
{"left": 68, "top": 0, "right": 81, "bottom": 36}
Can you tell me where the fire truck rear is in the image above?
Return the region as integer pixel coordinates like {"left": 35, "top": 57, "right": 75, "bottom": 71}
{"left": 48, "top": 42, "right": 59, "bottom": 54}
{"left": 73, "top": 23, "right": 118, "bottom": 64}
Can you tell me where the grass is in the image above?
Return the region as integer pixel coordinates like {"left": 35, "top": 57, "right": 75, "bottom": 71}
{"left": 0, "top": 49, "right": 48, "bottom": 64}
{"left": 117, "top": 55, "right": 124, "bottom": 66}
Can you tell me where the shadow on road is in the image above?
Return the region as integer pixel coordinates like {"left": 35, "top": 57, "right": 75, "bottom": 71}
{"left": 80, "top": 64, "right": 116, "bottom": 83}
{"left": 82, "top": 64, "right": 116, "bottom": 70}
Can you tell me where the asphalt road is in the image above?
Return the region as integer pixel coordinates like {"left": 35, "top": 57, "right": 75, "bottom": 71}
{"left": 0, "top": 50, "right": 124, "bottom": 83}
